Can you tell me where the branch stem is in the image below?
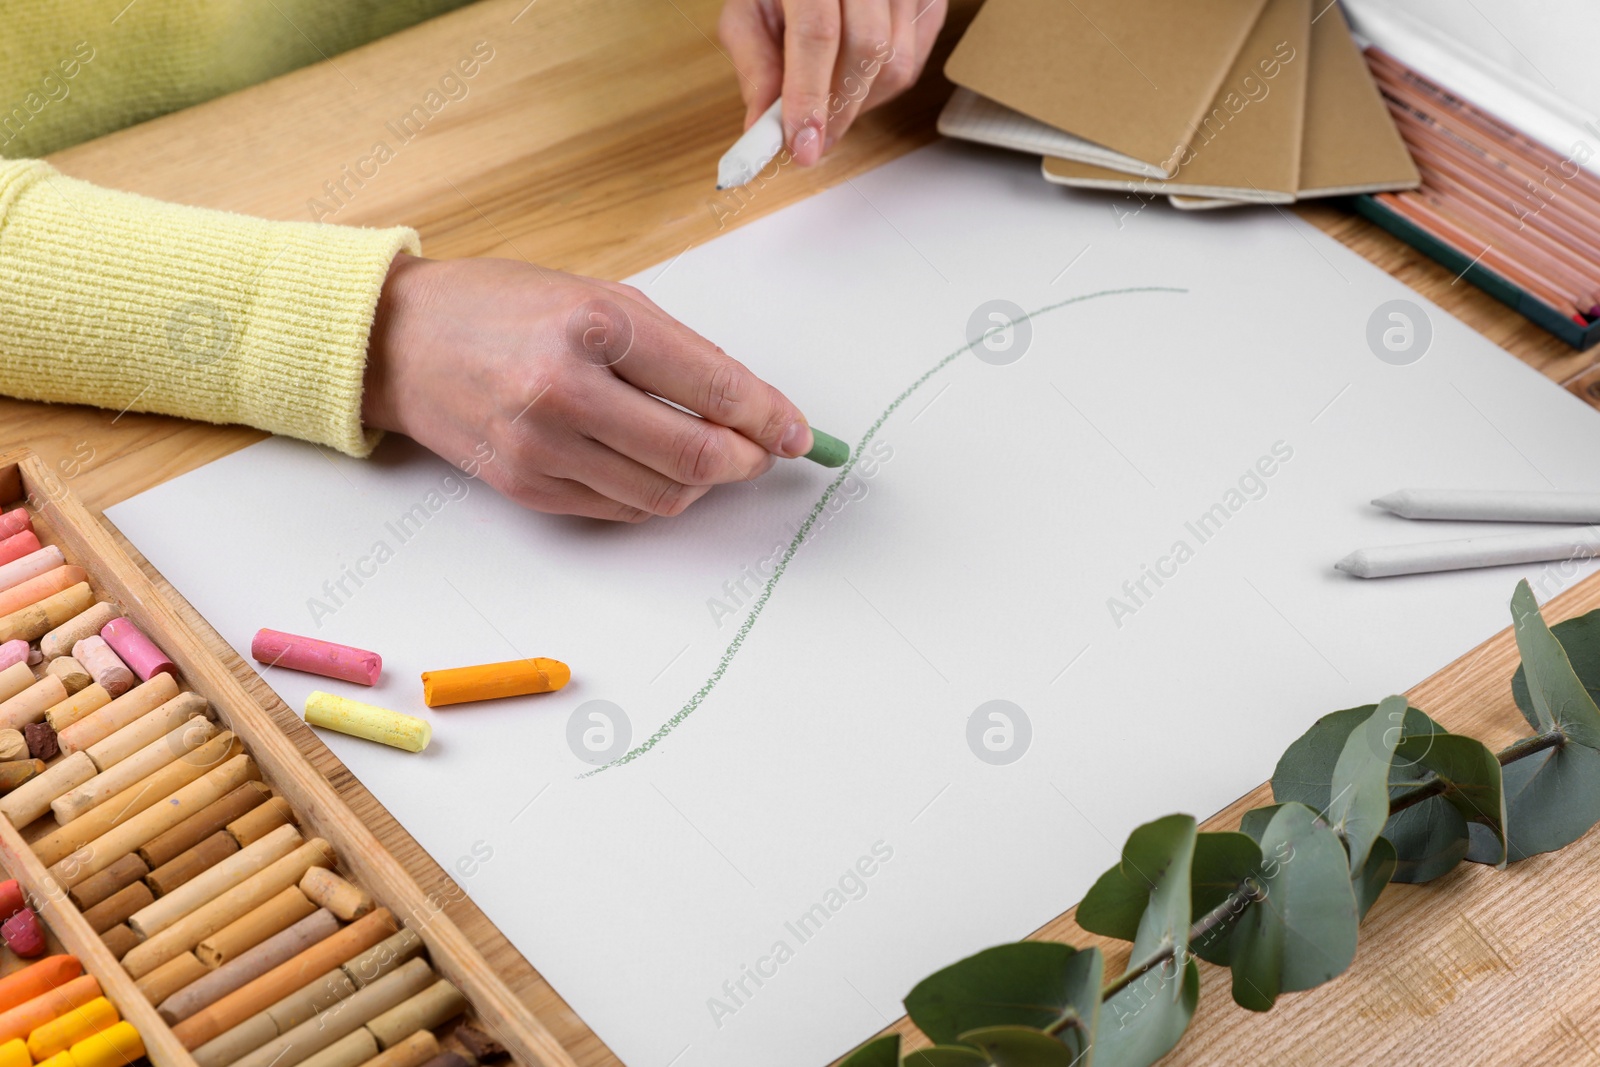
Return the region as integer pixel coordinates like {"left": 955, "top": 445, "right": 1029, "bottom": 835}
{"left": 1099, "top": 884, "right": 1257, "bottom": 1001}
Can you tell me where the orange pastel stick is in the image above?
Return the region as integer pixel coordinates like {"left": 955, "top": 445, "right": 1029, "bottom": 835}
{"left": 420, "top": 658, "right": 571, "bottom": 707}
{"left": 0, "top": 974, "right": 100, "bottom": 1044}
{"left": 0, "top": 957, "right": 83, "bottom": 1015}
{"left": 0, "top": 568, "right": 88, "bottom": 620}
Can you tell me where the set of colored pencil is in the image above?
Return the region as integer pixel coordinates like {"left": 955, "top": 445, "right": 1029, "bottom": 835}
{"left": 1366, "top": 48, "right": 1600, "bottom": 327}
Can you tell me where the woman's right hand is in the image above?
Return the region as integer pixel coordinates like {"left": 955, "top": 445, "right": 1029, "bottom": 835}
{"left": 362, "top": 254, "right": 816, "bottom": 521}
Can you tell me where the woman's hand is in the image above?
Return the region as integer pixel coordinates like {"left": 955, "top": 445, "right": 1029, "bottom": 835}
{"left": 362, "top": 254, "right": 815, "bottom": 521}
{"left": 719, "top": 0, "right": 948, "bottom": 167}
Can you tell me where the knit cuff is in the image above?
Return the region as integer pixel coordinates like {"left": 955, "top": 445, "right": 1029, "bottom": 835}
{"left": 0, "top": 160, "right": 419, "bottom": 456}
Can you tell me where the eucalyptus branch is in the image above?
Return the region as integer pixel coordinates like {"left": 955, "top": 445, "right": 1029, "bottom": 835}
{"left": 1388, "top": 727, "right": 1565, "bottom": 815}
{"left": 1098, "top": 882, "right": 1260, "bottom": 1002}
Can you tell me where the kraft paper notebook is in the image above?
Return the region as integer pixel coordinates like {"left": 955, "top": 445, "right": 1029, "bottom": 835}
{"left": 1170, "top": 3, "right": 1420, "bottom": 209}
{"left": 944, "top": 0, "right": 1269, "bottom": 178}
{"left": 1041, "top": 0, "right": 1311, "bottom": 204}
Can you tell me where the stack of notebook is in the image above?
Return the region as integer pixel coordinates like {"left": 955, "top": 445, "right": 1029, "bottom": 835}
{"left": 939, "top": 0, "right": 1421, "bottom": 209}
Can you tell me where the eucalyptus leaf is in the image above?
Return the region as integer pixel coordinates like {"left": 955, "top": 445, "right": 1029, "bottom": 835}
{"left": 1326, "top": 697, "right": 1406, "bottom": 872}
{"left": 1476, "top": 739, "right": 1600, "bottom": 861}
{"left": 958, "top": 1027, "right": 1083, "bottom": 1066}
{"left": 1509, "top": 579, "right": 1600, "bottom": 748}
{"left": 1272, "top": 703, "right": 1434, "bottom": 810}
{"left": 905, "top": 943, "right": 1101, "bottom": 1047}
{"left": 1511, "top": 606, "right": 1600, "bottom": 730}
{"left": 1187, "top": 832, "right": 1262, "bottom": 967}
{"left": 1121, "top": 816, "right": 1197, "bottom": 988}
{"left": 1238, "top": 805, "right": 1284, "bottom": 844}
{"left": 1093, "top": 958, "right": 1199, "bottom": 1067}
{"left": 1353, "top": 835, "right": 1396, "bottom": 919}
{"left": 1227, "top": 804, "right": 1359, "bottom": 1011}
{"left": 904, "top": 1047, "right": 991, "bottom": 1067}
{"left": 1381, "top": 798, "right": 1468, "bottom": 883}
{"left": 1394, "top": 732, "right": 1507, "bottom": 867}
{"left": 838, "top": 1034, "right": 900, "bottom": 1067}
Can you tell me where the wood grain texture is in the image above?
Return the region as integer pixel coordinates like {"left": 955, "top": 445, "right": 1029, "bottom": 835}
{"left": 2, "top": 1, "right": 1599, "bottom": 1064}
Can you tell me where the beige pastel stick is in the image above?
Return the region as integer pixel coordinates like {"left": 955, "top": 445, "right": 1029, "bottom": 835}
{"left": 53, "top": 717, "right": 219, "bottom": 824}
{"left": 136, "top": 952, "right": 211, "bottom": 1006}
{"left": 0, "top": 676, "right": 67, "bottom": 731}
{"left": 360, "top": 1030, "right": 440, "bottom": 1067}
{"left": 229, "top": 959, "right": 435, "bottom": 1067}
{"left": 130, "top": 823, "right": 303, "bottom": 938}
{"left": 159, "top": 909, "right": 341, "bottom": 1025}
{"left": 226, "top": 797, "right": 295, "bottom": 848}
{"left": 34, "top": 732, "right": 244, "bottom": 868}
{"left": 44, "top": 684, "right": 111, "bottom": 733}
{"left": 0, "top": 729, "right": 25, "bottom": 762}
{"left": 0, "top": 583, "right": 93, "bottom": 644}
{"left": 299, "top": 868, "right": 374, "bottom": 922}
{"left": 147, "top": 832, "right": 240, "bottom": 897}
{"left": 297, "top": 1029, "right": 379, "bottom": 1067}
{"left": 57, "top": 673, "right": 179, "bottom": 754}
{"left": 0, "top": 750, "right": 96, "bottom": 827}
{"left": 265, "top": 968, "right": 357, "bottom": 1033}
{"left": 341, "top": 929, "right": 423, "bottom": 990}
{"left": 46, "top": 748, "right": 255, "bottom": 885}
{"left": 120, "top": 836, "right": 335, "bottom": 978}
{"left": 39, "top": 602, "right": 120, "bottom": 660}
{"left": 197, "top": 886, "right": 318, "bottom": 969}
{"left": 0, "top": 663, "right": 34, "bottom": 704}
{"left": 45, "top": 657, "right": 92, "bottom": 695}
{"left": 192, "top": 1011, "right": 278, "bottom": 1067}
{"left": 86, "top": 691, "right": 210, "bottom": 771}
{"left": 139, "top": 781, "right": 270, "bottom": 869}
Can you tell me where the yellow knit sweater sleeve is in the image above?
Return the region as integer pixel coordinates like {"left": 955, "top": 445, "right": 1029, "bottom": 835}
{"left": 0, "top": 158, "right": 417, "bottom": 456}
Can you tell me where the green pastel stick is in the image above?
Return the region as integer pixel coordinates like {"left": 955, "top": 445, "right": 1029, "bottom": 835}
{"left": 803, "top": 428, "right": 849, "bottom": 468}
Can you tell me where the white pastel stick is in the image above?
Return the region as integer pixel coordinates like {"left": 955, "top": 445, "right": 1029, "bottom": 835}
{"left": 1336, "top": 526, "right": 1600, "bottom": 578}
{"left": 1374, "top": 489, "right": 1600, "bottom": 523}
{"left": 716, "top": 97, "right": 785, "bottom": 190}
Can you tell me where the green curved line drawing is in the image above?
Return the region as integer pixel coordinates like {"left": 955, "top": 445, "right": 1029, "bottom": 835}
{"left": 581, "top": 286, "right": 1187, "bottom": 777}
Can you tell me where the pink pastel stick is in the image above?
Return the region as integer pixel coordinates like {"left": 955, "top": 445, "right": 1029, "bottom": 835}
{"left": 99, "top": 618, "right": 176, "bottom": 682}
{"left": 251, "top": 628, "right": 382, "bottom": 686}
{"left": 0, "top": 547, "right": 65, "bottom": 596}
{"left": 0, "top": 510, "right": 30, "bottom": 541}
{"left": 0, "top": 641, "right": 28, "bottom": 673}
{"left": 0, "top": 531, "right": 41, "bottom": 569}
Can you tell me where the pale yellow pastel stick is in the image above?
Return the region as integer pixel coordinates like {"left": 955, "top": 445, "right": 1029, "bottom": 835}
{"left": 52, "top": 716, "right": 218, "bottom": 823}
{"left": 57, "top": 673, "right": 179, "bottom": 753}
{"left": 0, "top": 663, "right": 34, "bottom": 705}
{"left": 0, "top": 583, "right": 93, "bottom": 644}
{"left": 86, "top": 691, "right": 209, "bottom": 770}
{"left": 39, "top": 602, "right": 120, "bottom": 660}
{"left": 304, "top": 692, "right": 430, "bottom": 753}
{"left": 45, "top": 657, "right": 92, "bottom": 695}
{"left": 128, "top": 823, "right": 302, "bottom": 939}
{"left": 43, "top": 684, "right": 110, "bottom": 733}
{"left": 45, "top": 750, "right": 256, "bottom": 885}
{"left": 0, "top": 676, "right": 65, "bottom": 731}
{"left": 0, "top": 751, "right": 96, "bottom": 827}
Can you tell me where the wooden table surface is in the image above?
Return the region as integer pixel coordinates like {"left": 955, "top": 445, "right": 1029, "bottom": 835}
{"left": 8, "top": 1, "right": 1600, "bottom": 1063}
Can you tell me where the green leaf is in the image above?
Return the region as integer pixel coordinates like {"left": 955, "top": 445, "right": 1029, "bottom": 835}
{"left": 1273, "top": 702, "right": 1437, "bottom": 810}
{"left": 1509, "top": 579, "right": 1600, "bottom": 748}
{"left": 905, "top": 943, "right": 1101, "bottom": 1047}
{"left": 1353, "top": 835, "right": 1396, "bottom": 920}
{"left": 1226, "top": 804, "right": 1359, "bottom": 1012}
{"left": 1186, "top": 832, "right": 1262, "bottom": 967}
{"left": 1237, "top": 805, "right": 1283, "bottom": 844}
{"left": 1326, "top": 697, "right": 1405, "bottom": 872}
{"left": 1393, "top": 731, "right": 1507, "bottom": 867}
{"left": 1481, "top": 740, "right": 1600, "bottom": 861}
{"left": 1381, "top": 795, "right": 1469, "bottom": 883}
{"left": 904, "top": 1048, "right": 991, "bottom": 1067}
{"left": 1078, "top": 815, "right": 1197, "bottom": 959}
{"left": 1093, "top": 958, "right": 1199, "bottom": 1067}
{"left": 839, "top": 1035, "right": 899, "bottom": 1067}
{"left": 958, "top": 1027, "right": 1083, "bottom": 1066}
{"left": 1511, "top": 606, "right": 1600, "bottom": 730}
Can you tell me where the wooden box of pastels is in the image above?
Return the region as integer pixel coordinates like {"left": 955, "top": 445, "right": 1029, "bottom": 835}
{"left": 0, "top": 449, "right": 569, "bottom": 1067}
